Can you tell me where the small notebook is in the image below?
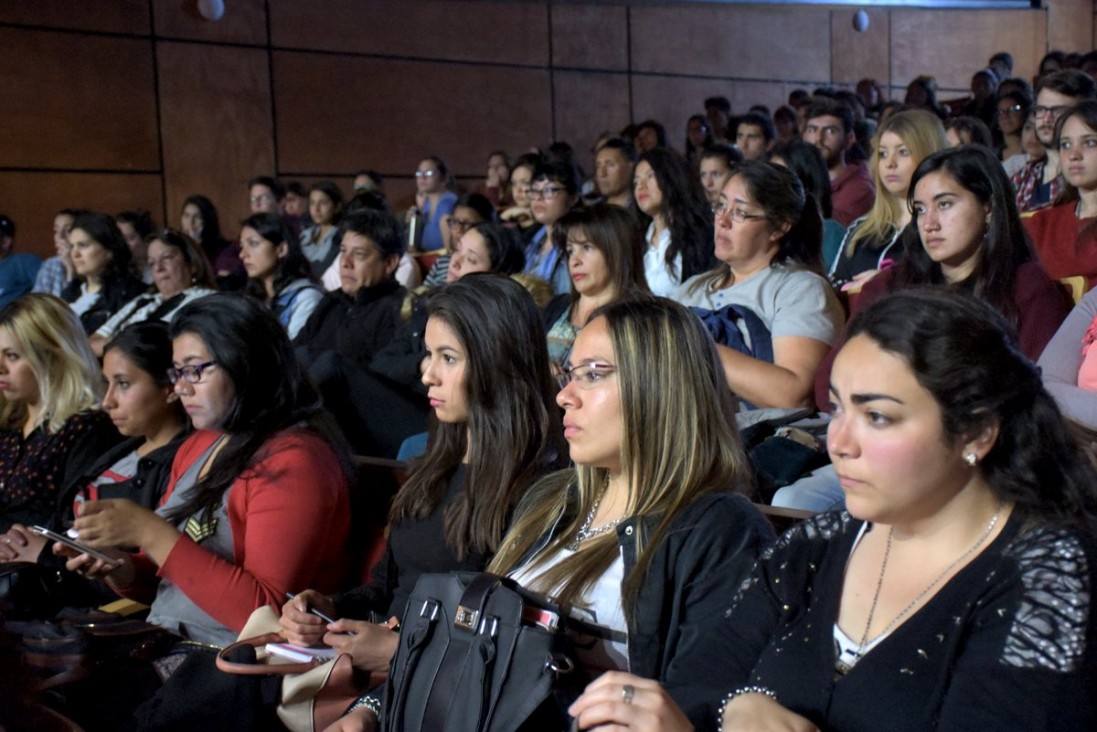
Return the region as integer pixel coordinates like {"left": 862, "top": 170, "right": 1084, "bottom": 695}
{"left": 264, "top": 643, "right": 338, "bottom": 663}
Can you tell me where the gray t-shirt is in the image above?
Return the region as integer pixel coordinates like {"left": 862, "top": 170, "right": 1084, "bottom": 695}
{"left": 147, "top": 439, "right": 236, "bottom": 646}
{"left": 676, "top": 263, "right": 844, "bottom": 348}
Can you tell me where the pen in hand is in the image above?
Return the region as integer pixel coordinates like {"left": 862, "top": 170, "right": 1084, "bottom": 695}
{"left": 285, "top": 591, "right": 337, "bottom": 624}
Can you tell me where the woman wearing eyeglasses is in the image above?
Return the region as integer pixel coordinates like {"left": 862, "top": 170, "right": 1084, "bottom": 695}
{"left": 490, "top": 298, "right": 771, "bottom": 730}
{"left": 408, "top": 156, "right": 457, "bottom": 253}
{"left": 60, "top": 294, "right": 352, "bottom": 651}
{"left": 678, "top": 161, "right": 844, "bottom": 411}
{"left": 997, "top": 89, "right": 1033, "bottom": 178}
{"left": 87, "top": 229, "right": 217, "bottom": 358}
{"left": 524, "top": 159, "right": 581, "bottom": 295}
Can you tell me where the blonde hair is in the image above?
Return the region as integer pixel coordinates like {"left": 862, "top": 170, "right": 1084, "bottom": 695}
{"left": 488, "top": 298, "right": 752, "bottom": 614}
{"left": 0, "top": 294, "right": 102, "bottom": 433}
{"left": 846, "top": 109, "right": 947, "bottom": 256}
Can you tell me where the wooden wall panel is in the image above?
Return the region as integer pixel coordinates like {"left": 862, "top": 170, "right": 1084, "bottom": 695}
{"left": 830, "top": 8, "right": 890, "bottom": 90}
{"left": 272, "top": 52, "right": 552, "bottom": 179}
{"left": 551, "top": 4, "right": 629, "bottom": 71}
{"left": 0, "top": 173, "right": 163, "bottom": 259}
{"left": 1047, "top": 0, "right": 1093, "bottom": 55}
{"left": 154, "top": 0, "right": 268, "bottom": 45}
{"left": 0, "top": 1, "right": 148, "bottom": 34}
{"left": 157, "top": 42, "right": 275, "bottom": 237}
{"left": 890, "top": 9, "right": 1046, "bottom": 92}
{"left": 270, "top": 0, "right": 549, "bottom": 66}
{"left": 630, "top": 5, "right": 830, "bottom": 83}
{"left": 554, "top": 71, "right": 631, "bottom": 173}
{"left": 0, "top": 29, "right": 159, "bottom": 171}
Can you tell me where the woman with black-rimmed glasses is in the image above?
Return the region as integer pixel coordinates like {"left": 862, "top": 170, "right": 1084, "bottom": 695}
{"left": 59, "top": 293, "right": 352, "bottom": 651}
{"left": 678, "top": 161, "right": 844, "bottom": 411}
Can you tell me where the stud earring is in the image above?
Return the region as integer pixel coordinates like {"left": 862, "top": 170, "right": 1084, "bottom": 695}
{"left": 964, "top": 453, "right": 978, "bottom": 467}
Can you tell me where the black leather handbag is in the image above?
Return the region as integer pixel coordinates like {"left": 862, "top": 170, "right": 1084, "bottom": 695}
{"left": 381, "top": 572, "right": 590, "bottom": 732}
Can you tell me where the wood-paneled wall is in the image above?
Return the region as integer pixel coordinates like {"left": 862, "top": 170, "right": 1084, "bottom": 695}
{"left": 0, "top": 1, "right": 1089, "bottom": 258}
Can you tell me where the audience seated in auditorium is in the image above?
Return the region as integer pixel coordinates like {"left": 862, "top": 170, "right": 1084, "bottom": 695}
{"left": 903, "top": 74, "right": 948, "bottom": 119}
{"left": 1012, "top": 69, "right": 1097, "bottom": 212}
{"left": 502, "top": 298, "right": 774, "bottom": 732}
{"left": 295, "top": 209, "right": 406, "bottom": 387}
{"left": 634, "top": 148, "right": 715, "bottom": 299}
{"left": 62, "top": 212, "right": 146, "bottom": 335}
{"left": 595, "top": 137, "right": 637, "bottom": 209}
{"left": 634, "top": 119, "right": 668, "bottom": 153}
{"left": 298, "top": 180, "right": 344, "bottom": 278}
{"left": 89, "top": 229, "right": 216, "bottom": 357}
{"left": 543, "top": 203, "right": 652, "bottom": 372}
{"left": 1023, "top": 101, "right": 1097, "bottom": 287}
{"left": 802, "top": 99, "right": 876, "bottom": 226}
{"left": 770, "top": 140, "right": 846, "bottom": 271}
{"left": 735, "top": 112, "right": 777, "bottom": 162}
{"left": 684, "top": 114, "right": 714, "bottom": 167}
{"left": 180, "top": 195, "right": 244, "bottom": 291}
{"left": 996, "top": 87, "right": 1033, "bottom": 177}
{"left": 0, "top": 215, "right": 41, "bottom": 311}
{"left": 114, "top": 209, "right": 156, "bottom": 284}
{"left": 829, "top": 110, "right": 947, "bottom": 288}
{"left": 836, "top": 146, "right": 1071, "bottom": 377}
{"left": 0, "top": 321, "right": 189, "bottom": 608}
{"left": 705, "top": 96, "right": 733, "bottom": 144}
{"left": 0, "top": 295, "right": 121, "bottom": 534}
{"left": 33, "top": 208, "right": 82, "bottom": 298}
{"left": 408, "top": 156, "right": 457, "bottom": 253}
{"left": 480, "top": 150, "right": 512, "bottom": 208}
{"left": 321, "top": 222, "right": 525, "bottom": 458}
{"left": 639, "top": 290, "right": 1097, "bottom": 731}
{"left": 679, "top": 161, "right": 843, "bottom": 412}
{"left": 246, "top": 175, "right": 285, "bottom": 216}
{"left": 961, "top": 68, "right": 1000, "bottom": 129}
{"left": 239, "top": 212, "right": 322, "bottom": 340}
{"left": 525, "top": 159, "right": 581, "bottom": 295}
{"left": 279, "top": 275, "right": 566, "bottom": 729}
{"left": 419, "top": 192, "right": 495, "bottom": 287}
{"left": 499, "top": 153, "right": 541, "bottom": 240}
{"left": 945, "top": 115, "right": 993, "bottom": 149}
{"left": 698, "top": 144, "right": 743, "bottom": 207}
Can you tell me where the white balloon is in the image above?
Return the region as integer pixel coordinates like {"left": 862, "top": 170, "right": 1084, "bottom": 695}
{"left": 197, "top": 0, "right": 225, "bottom": 22}
{"left": 853, "top": 9, "right": 870, "bottom": 33}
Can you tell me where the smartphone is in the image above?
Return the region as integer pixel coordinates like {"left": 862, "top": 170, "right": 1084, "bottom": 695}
{"left": 30, "top": 525, "right": 122, "bottom": 567}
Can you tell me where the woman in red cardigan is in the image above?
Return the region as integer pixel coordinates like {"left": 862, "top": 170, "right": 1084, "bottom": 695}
{"left": 60, "top": 293, "right": 352, "bottom": 647}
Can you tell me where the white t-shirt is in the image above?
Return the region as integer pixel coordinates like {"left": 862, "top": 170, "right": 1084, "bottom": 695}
{"left": 643, "top": 223, "right": 681, "bottom": 299}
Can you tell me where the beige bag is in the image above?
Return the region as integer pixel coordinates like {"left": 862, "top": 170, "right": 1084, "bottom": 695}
{"left": 216, "top": 606, "right": 360, "bottom": 732}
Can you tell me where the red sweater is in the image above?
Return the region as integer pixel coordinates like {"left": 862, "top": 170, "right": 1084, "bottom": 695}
{"left": 1023, "top": 203, "right": 1097, "bottom": 289}
{"left": 120, "top": 429, "right": 350, "bottom": 635}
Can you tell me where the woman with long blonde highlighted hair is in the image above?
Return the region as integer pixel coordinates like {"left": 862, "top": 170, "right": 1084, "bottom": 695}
{"left": 0, "top": 294, "right": 120, "bottom": 533}
{"left": 829, "top": 109, "right": 947, "bottom": 288}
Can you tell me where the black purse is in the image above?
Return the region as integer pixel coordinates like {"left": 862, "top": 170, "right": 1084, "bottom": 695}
{"left": 381, "top": 572, "right": 591, "bottom": 732}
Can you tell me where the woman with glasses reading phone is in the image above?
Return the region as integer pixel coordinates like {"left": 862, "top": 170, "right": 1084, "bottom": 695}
{"left": 59, "top": 293, "right": 351, "bottom": 651}
{"left": 678, "top": 161, "right": 844, "bottom": 410}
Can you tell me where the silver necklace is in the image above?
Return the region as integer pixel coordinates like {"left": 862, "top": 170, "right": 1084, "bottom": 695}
{"left": 846, "top": 502, "right": 1005, "bottom": 671}
{"left": 567, "top": 479, "right": 623, "bottom": 550}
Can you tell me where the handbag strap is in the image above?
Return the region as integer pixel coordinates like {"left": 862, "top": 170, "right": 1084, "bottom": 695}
{"left": 215, "top": 631, "right": 321, "bottom": 675}
{"left": 453, "top": 573, "right": 502, "bottom": 632}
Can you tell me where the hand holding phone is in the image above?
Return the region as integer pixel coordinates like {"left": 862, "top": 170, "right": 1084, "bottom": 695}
{"left": 30, "top": 525, "right": 123, "bottom": 567}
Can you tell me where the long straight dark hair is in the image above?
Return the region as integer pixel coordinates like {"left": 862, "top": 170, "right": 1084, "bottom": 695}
{"left": 636, "top": 147, "right": 716, "bottom": 281}
{"left": 164, "top": 294, "right": 351, "bottom": 523}
{"left": 388, "top": 275, "right": 566, "bottom": 559}
{"left": 891, "top": 145, "right": 1034, "bottom": 325}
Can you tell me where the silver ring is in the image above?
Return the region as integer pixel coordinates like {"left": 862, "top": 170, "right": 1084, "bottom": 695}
{"left": 3, "top": 537, "right": 11, "bottom": 545}
{"left": 622, "top": 684, "right": 635, "bottom": 705}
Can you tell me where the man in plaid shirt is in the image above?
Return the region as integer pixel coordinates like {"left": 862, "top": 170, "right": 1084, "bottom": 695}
{"left": 1012, "top": 70, "right": 1096, "bottom": 212}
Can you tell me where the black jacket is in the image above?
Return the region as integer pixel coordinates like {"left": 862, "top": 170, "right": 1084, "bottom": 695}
{"left": 62, "top": 275, "right": 147, "bottom": 335}
{"left": 294, "top": 279, "right": 406, "bottom": 370}
{"left": 520, "top": 485, "right": 774, "bottom": 680}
